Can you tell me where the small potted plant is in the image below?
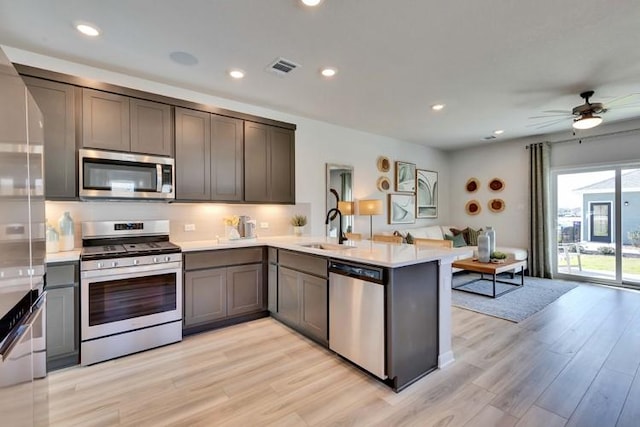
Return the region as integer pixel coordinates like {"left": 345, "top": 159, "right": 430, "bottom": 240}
{"left": 290, "top": 214, "right": 307, "bottom": 236}
{"left": 490, "top": 251, "right": 507, "bottom": 263}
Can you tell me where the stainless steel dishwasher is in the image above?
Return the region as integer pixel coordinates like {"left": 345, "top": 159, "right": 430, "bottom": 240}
{"left": 329, "top": 261, "right": 386, "bottom": 379}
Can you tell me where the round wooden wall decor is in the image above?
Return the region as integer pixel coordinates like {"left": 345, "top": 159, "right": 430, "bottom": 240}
{"left": 377, "top": 176, "right": 391, "bottom": 191}
{"left": 488, "top": 177, "right": 505, "bottom": 192}
{"left": 488, "top": 198, "right": 505, "bottom": 213}
{"left": 465, "top": 200, "right": 481, "bottom": 215}
{"left": 377, "top": 156, "right": 391, "bottom": 173}
{"left": 465, "top": 177, "right": 480, "bottom": 193}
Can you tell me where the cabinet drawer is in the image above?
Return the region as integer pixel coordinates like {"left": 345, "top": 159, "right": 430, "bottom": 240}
{"left": 46, "top": 263, "right": 78, "bottom": 288}
{"left": 185, "top": 247, "right": 264, "bottom": 270}
{"left": 279, "top": 250, "right": 327, "bottom": 278}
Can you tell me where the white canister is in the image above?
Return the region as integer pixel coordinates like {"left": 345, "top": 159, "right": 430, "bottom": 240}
{"left": 46, "top": 224, "right": 59, "bottom": 254}
{"left": 485, "top": 226, "right": 496, "bottom": 255}
{"left": 58, "top": 211, "right": 75, "bottom": 251}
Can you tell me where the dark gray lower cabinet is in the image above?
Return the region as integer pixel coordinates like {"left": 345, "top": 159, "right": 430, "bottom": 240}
{"left": 183, "top": 248, "right": 266, "bottom": 332}
{"left": 267, "top": 262, "right": 278, "bottom": 313}
{"left": 45, "top": 262, "right": 79, "bottom": 371}
{"left": 276, "top": 250, "right": 328, "bottom": 345}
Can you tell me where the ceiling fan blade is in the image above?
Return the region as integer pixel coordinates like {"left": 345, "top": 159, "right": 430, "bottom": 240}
{"left": 541, "top": 109, "right": 573, "bottom": 114}
{"left": 528, "top": 114, "right": 573, "bottom": 119}
{"left": 609, "top": 103, "right": 640, "bottom": 110}
{"left": 604, "top": 93, "right": 640, "bottom": 108}
{"left": 526, "top": 117, "right": 570, "bottom": 129}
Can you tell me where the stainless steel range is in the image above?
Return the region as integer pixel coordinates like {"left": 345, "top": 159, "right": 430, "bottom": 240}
{"left": 80, "top": 220, "right": 182, "bottom": 365}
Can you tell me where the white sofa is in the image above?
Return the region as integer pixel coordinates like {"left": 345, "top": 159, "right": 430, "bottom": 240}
{"left": 395, "top": 225, "right": 528, "bottom": 273}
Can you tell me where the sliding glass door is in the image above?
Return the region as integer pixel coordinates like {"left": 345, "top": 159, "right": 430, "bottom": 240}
{"left": 554, "top": 165, "right": 640, "bottom": 287}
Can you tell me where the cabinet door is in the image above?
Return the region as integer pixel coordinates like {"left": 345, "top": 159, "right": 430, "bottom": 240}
{"left": 184, "top": 268, "right": 227, "bottom": 327}
{"left": 244, "top": 121, "right": 270, "bottom": 202}
{"left": 82, "top": 88, "right": 130, "bottom": 152}
{"left": 211, "top": 114, "right": 243, "bottom": 201}
{"left": 278, "top": 267, "right": 300, "bottom": 326}
{"left": 46, "top": 286, "right": 76, "bottom": 359}
{"left": 269, "top": 127, "right": 295, "bottom": 203}
{"left": 175, "top": 107, "right": 211, "bottom": 200}
{"left": 23, "top": 77, "right": 77, "bottom": 199}
{"left": 227, "top": 264, "right": 264, "bottom": 317}
{"left": 300, "top": 272, "right": 328, "bottom": 343}
{"left": 130, "top": 98, "right": 173, "bottom": 156}
{"left": 268, "top": 263, "right": 278, "bottom": 313}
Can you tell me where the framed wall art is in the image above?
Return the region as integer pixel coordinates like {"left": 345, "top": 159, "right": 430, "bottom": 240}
{"left": 388, "top": 193, "right": 416, "bottom": 224}
{"left": 416, "top": 169, "right": 438, "bottom": 218}
{"left": 395, "top": 161, "right": 416, "bottom": 192}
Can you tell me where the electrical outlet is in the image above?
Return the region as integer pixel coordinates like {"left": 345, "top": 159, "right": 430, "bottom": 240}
{"left": 184, "top": 224, "right": 196, "bottom": 232}
{"left": 260, "top": 222, "right": 269, "bottom": 229}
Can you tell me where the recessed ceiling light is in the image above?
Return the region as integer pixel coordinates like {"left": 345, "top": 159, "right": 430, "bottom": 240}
{"left": 321, "top": 67, "right": 337, "bottom": 77}
{"left": 301, "top": 0, "right": 323, "bottom": 6}
{"left": 76, "top": 23, "right": 100, "bottom": 37}
{"left": 493, "top": 129, "right": 504, "bottom": 135}
{"left": 431, "top": 104, "right": 445, "bottom": 111}
{"left": 229, "top": 69, "right": 245, "bottom": 79}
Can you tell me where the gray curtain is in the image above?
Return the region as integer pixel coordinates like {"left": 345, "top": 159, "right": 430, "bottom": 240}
{"left": 529, "top": 142, "right": 552, "bottom": 278}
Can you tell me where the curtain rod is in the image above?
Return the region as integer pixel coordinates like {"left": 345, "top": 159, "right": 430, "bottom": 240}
{"left": 525, "top": 126, "right": 640, "bottom": 149}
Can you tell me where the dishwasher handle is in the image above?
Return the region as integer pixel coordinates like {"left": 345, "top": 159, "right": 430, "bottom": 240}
{"left": 328, "top": 261, "right": 383, "bottom": 284}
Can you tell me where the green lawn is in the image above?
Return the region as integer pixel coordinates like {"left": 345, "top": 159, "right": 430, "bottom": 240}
{"left": 559, "top": 254, "right": 640, "bottom": 274}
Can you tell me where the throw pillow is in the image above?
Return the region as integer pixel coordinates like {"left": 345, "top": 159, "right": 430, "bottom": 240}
{"left": 449, "top": 227, "right": 470, "bottom": 245}
{"left": 444, "top": 233, "right": 466, "bottom": 248}
{"left": 466, "top": 227, "right": 483, "bottom": 246}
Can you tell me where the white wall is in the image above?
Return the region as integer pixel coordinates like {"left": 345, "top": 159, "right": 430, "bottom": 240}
{"left": 448, "top": 118, "right": 640, "bottom": 249}
{"left": 6, "top": 47, "right": 449, "bottom": 239}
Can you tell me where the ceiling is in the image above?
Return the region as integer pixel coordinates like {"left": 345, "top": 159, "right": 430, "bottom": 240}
{"left": 1, "top": 0, "right": 640, "bottom": 150}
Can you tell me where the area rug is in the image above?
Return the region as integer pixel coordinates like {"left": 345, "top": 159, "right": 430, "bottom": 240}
{"left": 451, "top": 273, "right": 580, "bottom": 322}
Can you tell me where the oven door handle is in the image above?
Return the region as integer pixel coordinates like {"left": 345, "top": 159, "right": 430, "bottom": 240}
{"left": 156, "top": 164, "right": 163, "bottom": 192}
{"left": 81, "top": 262, "right": 182, "bottom": 280}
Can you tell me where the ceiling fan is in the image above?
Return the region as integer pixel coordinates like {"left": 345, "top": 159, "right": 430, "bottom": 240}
{"left": 528, "top": 90, "right": 640, "bottom": 130}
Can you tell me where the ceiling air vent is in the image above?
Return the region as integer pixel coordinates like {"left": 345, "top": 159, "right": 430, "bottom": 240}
{"left": 266, "top": 57, "right": 301, "bottom": 76}
{"left": 483, "top": 135, "right": 497, "bottom": 141}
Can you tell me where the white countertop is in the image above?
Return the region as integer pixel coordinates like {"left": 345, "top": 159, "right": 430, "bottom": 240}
{"left": 42, "top": 236, "right": 462, "bottom": 268}
{"left": 177, "top": 235, "right": 460, "bottom": 268}
{"left": 46, "top": 249, "right": 82, "bottom": 264}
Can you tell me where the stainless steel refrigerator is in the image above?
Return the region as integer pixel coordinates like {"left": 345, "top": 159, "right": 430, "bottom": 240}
{"left": 0, "top": 47, "right": 47, "bottom": 426}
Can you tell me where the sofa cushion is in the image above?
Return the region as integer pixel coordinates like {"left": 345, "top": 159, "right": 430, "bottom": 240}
{"left": 466, "top": 227, "right": 483, "bottom": 246}
{"left": 449, "top": 227, "right": 469, "bottom": 244}
{"left": 444, "top": 233, "right": 467, "bottom": 248}
{"left": 397, "top": 225, "right": 444, "bottom": 240}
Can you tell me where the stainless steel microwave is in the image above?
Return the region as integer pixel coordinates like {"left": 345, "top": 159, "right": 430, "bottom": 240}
{"left": 79, "top": 149, "right": 174, "bottom": 200}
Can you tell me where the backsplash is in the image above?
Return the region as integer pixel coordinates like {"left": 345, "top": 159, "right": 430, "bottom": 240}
{"left": 45, "top": 201, "right": 312, "bottom": 248}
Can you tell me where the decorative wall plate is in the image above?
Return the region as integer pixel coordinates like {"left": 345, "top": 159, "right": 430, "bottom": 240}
{"left": 465, "top": 200, "right": 481, "bottom": 215}
{"left": 488, "top": 177, "right": 505, "bottom": 192}
{"left": 488, "top": 198, "right": 505, "bottom": 213}
{"left": 377, "top": 156, "right": 391, "bottom": 172}
{"left": 465, "top": 177, "right": 479, "bottom": 193}
{"left": 377, "top": 176, "right": 391, "bottom": 191}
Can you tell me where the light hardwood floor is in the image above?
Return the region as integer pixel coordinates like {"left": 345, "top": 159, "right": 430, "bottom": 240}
{"left": 39, "top": 283, "right": 640, "bottom": 427}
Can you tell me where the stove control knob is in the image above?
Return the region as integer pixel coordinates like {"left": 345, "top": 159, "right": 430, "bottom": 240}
{"left": 97, "top": 262, "right": 103, "bottom": 269}
{"left": 165, "top": 256, "right": 171, "bottom": 262}
{"left": 133, "top": 259, "right": 139, "bottom": 265}
{"left": 153, "top": 257, "right": 159, "bottom": 263}
{"left": 112, "top": 261, "right": 118, "bottom": 268}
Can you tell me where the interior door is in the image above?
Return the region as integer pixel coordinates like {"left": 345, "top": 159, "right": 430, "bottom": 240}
{"left": 590, "top": 202, "right": 612, "bottom": 243}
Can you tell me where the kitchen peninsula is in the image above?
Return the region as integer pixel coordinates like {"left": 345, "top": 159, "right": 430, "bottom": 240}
{"left": 179, "top": 236, "right": 457, "bottom": 391}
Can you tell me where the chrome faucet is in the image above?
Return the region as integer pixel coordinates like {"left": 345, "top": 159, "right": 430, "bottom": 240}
{"left": 325, "top": 208, "right": 347, "bottom": 244}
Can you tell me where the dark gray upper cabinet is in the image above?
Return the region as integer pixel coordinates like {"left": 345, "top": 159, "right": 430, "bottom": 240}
{"left": 175, "top": 110, "right": 244, "bottom": 202}
{"left": 211, "top": 115, "right": 243, "bottom": 201}
{"left": 175, "top": 107, "right": 211, "bottom": 200}
{"left": 244, "top": 122, "right": 295, "bottom": 204}
{"left": 23, "top": 77, "right": 78, "bottom": 200}
{"left": 83, "top": 88, "right": 173, "bottom": 156}
{"left": 130, "top": 98, "right": 173, "bottom": 156}
{"left": 82, "top": 88, "right": 130, "bottom": 152}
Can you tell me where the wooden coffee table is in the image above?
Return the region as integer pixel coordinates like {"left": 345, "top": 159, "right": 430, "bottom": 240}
{"left": 451, "top": 257, "right": 527, "bottom": 298}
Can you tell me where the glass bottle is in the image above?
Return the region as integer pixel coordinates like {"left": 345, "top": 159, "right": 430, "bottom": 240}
{"left": 58, "top": 211, "right": 74, "bottom": 251}
{"left": 46, "top": 220, "right": 59, "bottom": 254}
{"left": 478, "top": 232, "right": 490, "bottom": 263}
{"left": 486, "top": 226, "right": 496, "bottom": 256}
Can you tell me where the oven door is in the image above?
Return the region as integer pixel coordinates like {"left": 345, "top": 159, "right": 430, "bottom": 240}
{"left": 81, "top": 263, "right": 182, "bottom": 341}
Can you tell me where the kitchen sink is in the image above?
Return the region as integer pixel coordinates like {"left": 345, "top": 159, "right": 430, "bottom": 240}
{"left": 299, "top": 243, "right": 354, "bottom": 251}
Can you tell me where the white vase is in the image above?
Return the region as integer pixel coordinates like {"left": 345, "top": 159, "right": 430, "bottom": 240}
{"left": 486, "top": 226, "right": 496, "bottom": 255}
{"left": 293, "top": 226, "right": 304, "bottom": 236}
{"left": 478, "top": 233, "right": 490, "bottom": 263}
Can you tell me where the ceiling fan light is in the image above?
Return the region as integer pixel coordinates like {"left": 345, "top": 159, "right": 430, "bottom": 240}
{"left": 572, "top": 114, "right": 603, "bottom": 130}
